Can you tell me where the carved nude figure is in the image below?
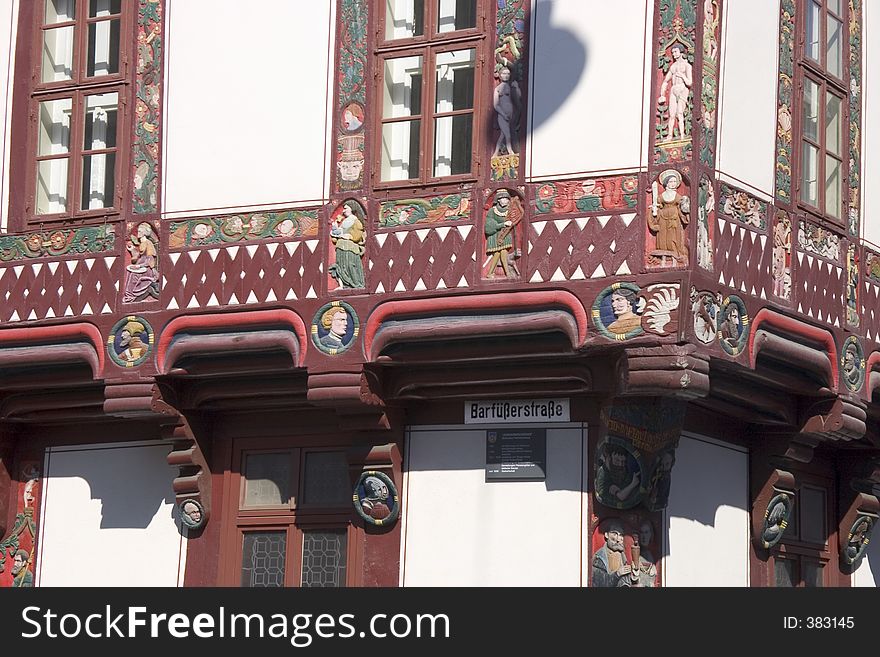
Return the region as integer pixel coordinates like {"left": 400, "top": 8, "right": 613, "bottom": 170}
{"left": 659, "top": 45, "right": 693, "bottom": 142}
{"left": 492, "top": 66, "right": 521, "bottom": 158}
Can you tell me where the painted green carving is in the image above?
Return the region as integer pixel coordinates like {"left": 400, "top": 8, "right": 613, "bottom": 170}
{"left": 775, "top": 0, "right": 795, "bottom": 203}
{"left": 133, "top": 0, "right": 163, "bottom": 214}
{"left": 0, "top": 225, "right": 116, "bottom": 262}
{"left": 848, "top": 0, "right": 862, "bottom": 237}
{"left": 169, "top": 210, "right": 319, "bottom": 249}
{"left": 379, "top": 194, "right": 470, "bottom": 228}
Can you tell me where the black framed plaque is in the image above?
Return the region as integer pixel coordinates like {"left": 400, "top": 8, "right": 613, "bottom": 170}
{"left": 485, "top": 428, "right": 547, "bottom": 481}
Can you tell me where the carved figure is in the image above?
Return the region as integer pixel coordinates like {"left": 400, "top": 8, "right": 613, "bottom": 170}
{"left": 123, "top": 222, "right": 159, "bottom": 303}
{"left": 492, "top": 66, "right": 521, "bottom": 158}
{"left": 646, "top": 449, "right": 675, "bottom": 511}
{"left": 319, "top": 307, "right": 349, "bottom": 350}
{"left": 843, "top": 517, "right": 873, "bottom": 565}
{"left": 772, "top": 217, "right": 792, "bottom": 298}
{"left": 650, "top": 169, "right": 690, "bottom": 262}
{"left": 592, "top": 519, "right": 632, "bottom": 587}
{"left": 659, "top": 45, "right": 693, "bottom": 142}
{"left": 842, "top": 339, "right": 862, "bottom": 391}
{"left": 11, "top": 549, "right": 32, "bottom": 588}
{"left": 117, "top": 320, "right": 149, "bottom": 363}
{"left": 360, "top": 475, "right": 392, "bottom": 521}
{"left": 761, "top": 494, "right": 791, "bottom": 548}
{"left": 329, "top": 202, "right": 366, "bottom": 289}
{"left": 484, "top": 190, "right": 518, "bottom": 279}
{"left": 634, "top": 520, "right": 658, "bottom": 587}
{"left": 596, "top": 442, "right": 641, "bottom": 508}
{"left": 697, "top": 177, "right": 714, "bottom": 269}
{"left": 608, "top": 289, "right": 642, "bottom": 335}
{"left": 719, "top": 304, "right": 741, "bottom": 348}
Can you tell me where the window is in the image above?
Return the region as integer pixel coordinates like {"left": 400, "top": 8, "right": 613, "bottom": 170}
{"left": 771, "top": 478, "right": 836, "bottom": 587}
{"left": 30, "top": 0, "right": 127, "bottom": 220}
{"left": 798, "top": 0, "right": 846, "bottom": 221}
{"left": 376, "top": 0, "right": 482, "bottom": 185}
{"left": 224, "top": 444, "right": 355, "bottom": 587}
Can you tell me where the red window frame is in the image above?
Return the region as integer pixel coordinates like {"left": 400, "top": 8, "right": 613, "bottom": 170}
{"left": 374, "top": 0, "right": 485, "bottom": 189}
{"left": 220, "top": 440, "right": 358, "bottom": 587}
{"left": 796, "top": 0, "right": 848, "bottom": 225}
{"left": 26, "top": 0, "right": 130, "bottom": 223}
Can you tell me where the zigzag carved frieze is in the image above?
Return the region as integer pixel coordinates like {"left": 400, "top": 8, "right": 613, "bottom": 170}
{"left": 527, "top": 214, "right": 639, "bottom": 283}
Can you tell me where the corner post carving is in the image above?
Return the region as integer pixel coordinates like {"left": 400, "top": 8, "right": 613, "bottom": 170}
{"left": 151, "top": 386, "right": 211, "bottom": 533}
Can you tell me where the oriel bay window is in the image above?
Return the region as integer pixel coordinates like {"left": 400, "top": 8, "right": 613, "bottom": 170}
{"left": 377, "top": 0, "right": 482, "bottom": 184}
{"left": 31, "top": 0, "right": 127, "bottom": 220}
{"left": 798, "top": 0, "right": 846, "bottom": 221}
{"left": 224, "top": 444, "right": 356, "bottom": 587}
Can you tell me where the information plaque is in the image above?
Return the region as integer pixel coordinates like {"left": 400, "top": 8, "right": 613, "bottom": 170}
{"left": 485, "top": 428, "right": 547, "bottom": 481}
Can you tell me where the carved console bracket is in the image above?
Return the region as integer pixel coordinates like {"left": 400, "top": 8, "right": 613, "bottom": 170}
{"left": 346, "top": 443, "right": 402, "bottom": 529}
{"left": 151, "top": 387, "right": 211, "bottom": 534}
{"left": 622, "top": 344, "right": 710, "bottom": 399}
{"left": 752, "top": 468, "right": 796, "bottom": 552}
{"left": 749, "top": 309, "right": 838, "bottom": 389}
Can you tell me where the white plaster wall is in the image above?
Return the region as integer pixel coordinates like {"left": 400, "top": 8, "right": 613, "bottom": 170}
{"left": 862, "top": 0, "right": 880, "bottom": 247}
{"left": 162, "top": 0, "right": 335, "bottom": 217}
{"left": 401, "top": 425, "right": 586, "bottom": 586}
{"left": 527, "top": 0, "right": 649, "bottom": 179}
{"left": 852, "top": 528, "right": 880, "bottom": 587}
{"left": 716, "top": 0, "right": 779, "bottom": 196}
{"left": 0, "top": 0, "right": 17, "bottom": 232}
{"left": 664, "top": 435, "right": 749, "bottom": 586}
{"left": 36, "top": 441, "right": 185, "bottom": 587}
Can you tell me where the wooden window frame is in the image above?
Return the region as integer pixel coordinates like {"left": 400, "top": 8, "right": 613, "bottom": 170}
{"left": 795, "top": 0, "right": 848, "bottom": 227}
{"left": 374, "top": 0, "right": 486, "bottom": 190}
{"left": 26, "top": 0, "right": 130, "bottom": 224}
{"left": 768, "top": 473, "right": 841, "bottom": 587}
{"left": 220, "top": 439, "right": 359, "bottom": 587}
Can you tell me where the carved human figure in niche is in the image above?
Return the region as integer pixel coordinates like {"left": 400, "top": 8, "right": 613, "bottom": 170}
{"left": 646, "top": 449, "right": 675, "bottom": 511}
{"left": 659, "top": 45, "right": 693, "bottom": 142}
{"left": 360, "top": 475, "right": 392, "bottom": 521}
{"left": 493, "top": 66, "right": 521, "bottom": 158}
{"left": 592, "top": 519, "right": 632, "bottom": 587}
{"left": 596, "top": 442, "right": 641, "bottom": 508}
{"left": 634, "top": 520, "right": 658, "bottom": 587}
{"left": 11, "top": 550, "right": 32, "bottom": 588}
{"left": 484, "top": 190, "right": 520, "bottom": 279}
{"left": 842, "top": 340, "right": 862, "bottom": 390}
{"left": 329, "top": 201, "right": 366, "bottom": 289}
{"left": 123, "top": 222, "right": 159, "bottom": 303}
{"left": 650, "top": 169, "right": 690, "bottom": 262}
{"left": 772, "top": 217, "right": 792, "bottom": 298}
{"left": 608, "top": 289, "right": 642, "bottom": 335}
{"left": 116, "top": 320, "right": 149, "bottom": 363}
{"left": 718, "top": 303, "right": 741, "bottom": 349}
{"left": 319, "top": 307, "right": 350, "bottom": 350}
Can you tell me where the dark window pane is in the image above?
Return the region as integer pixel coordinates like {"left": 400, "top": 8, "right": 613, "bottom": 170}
{"left": 385, "top": 0, "right": 424, "bottom": 40}
{"left": 243, "top": 453, "right": 291, "bottom": 507}
{"left": 87, "top": 19, "right": 121, "bottom": 77}
{"left": 800, "top": 486, "right": 826, "bottom": 545}
{"left": 803, "top": 561, "right": 824, "bottom": 587}
{"left": 303, "top": 452, "right": 351, "bottom": 507}
{"left": 301, "top": 529, "right": 348, "bottom": 587}
{"left": 775, "top": 559, "right": 795, "bottom": 587}
{"left": 433, "top": 114, "right": 472, "bottom": 176}
{"left": 89, "top": 0, "right": 121, "bottom": 16}
{"left": 81, "top": 152, "right": 116, "bottom": 210}
{"left": 438, "top": 0, "right": 476, "bottom": 33}
{"left": 241, "top": 531, "right": 287, "bottom": 587}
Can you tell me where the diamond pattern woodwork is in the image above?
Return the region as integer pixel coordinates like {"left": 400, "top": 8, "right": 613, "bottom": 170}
{"left": 527, "top": 213, "right": 639, "bottom": 283}
{"left": 714, "top": 218, "right": 770, "bottom": 299}
{"left": 796, "top": 252, "right": 844, "bottom": 328}
{"left": 0, "top": 257, "right": 119, "bottom": 322}
{"left": 368, "top": 225, "right": 477, "bottom": 293}
{"left": 863, "top": 279, "right": 880, "bottom": 342}
{"left": 162, "top": 240, "right": 324, "bottom": 310}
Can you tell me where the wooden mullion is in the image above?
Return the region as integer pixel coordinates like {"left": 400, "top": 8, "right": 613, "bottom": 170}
{"left": 381, "top": 114, "right": 424, "bottom": 126}
{"left": 432, "top": 107, "right": 474, "bottom": 119}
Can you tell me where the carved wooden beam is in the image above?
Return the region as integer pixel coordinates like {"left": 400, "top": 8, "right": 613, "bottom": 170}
{"left": 623, "top": 344, "right": 710, "bottom": 399}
